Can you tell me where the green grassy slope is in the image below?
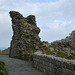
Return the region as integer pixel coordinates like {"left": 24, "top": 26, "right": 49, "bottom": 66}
{"left": 0, "top": 61, "right": 8, "bottom": 75}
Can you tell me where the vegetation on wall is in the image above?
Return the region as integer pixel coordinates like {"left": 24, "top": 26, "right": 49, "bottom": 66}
{"left": 42, "top": 50, "right": 75, "bottom": 60}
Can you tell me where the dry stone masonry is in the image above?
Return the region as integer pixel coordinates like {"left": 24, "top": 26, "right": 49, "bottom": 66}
{"left": 33, "top": 51, "right": 75, "bottom": 75}
{"left": 9, "top": 11, "right": 45, "bottom": 60}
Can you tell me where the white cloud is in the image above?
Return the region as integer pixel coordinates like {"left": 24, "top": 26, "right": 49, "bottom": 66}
{"left": 39, "top": 19, "right": 75, "bottom": 42}
{"left": 0, "top": 0, "right": 75, "bottom": 48}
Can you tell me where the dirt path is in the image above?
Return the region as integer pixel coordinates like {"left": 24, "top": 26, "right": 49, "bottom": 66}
{"left": 0, "top": 55, "right": 44, "bottom": 75}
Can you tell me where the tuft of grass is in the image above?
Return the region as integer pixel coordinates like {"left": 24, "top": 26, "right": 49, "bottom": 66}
{"left": 0, "top": 61, "right": 8, "bottom": 75}
{"left": 42, "top": 50, "right": 54, "bottom": 55}
{"left": 67, "top": 56, "right": 75, "bottom": 60}
{"left": 56, "top": 51, "right": 68, "bottom": 58}
{"left": 42, "top": 41, "right": 49, "bottom": 44}
{"left": 32, "top": 66, "right": 48, "bottom": 75}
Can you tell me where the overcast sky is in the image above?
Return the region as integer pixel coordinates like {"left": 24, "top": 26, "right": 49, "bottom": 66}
{"left": 0, "top": 0, "right": 75, "bottom": 49}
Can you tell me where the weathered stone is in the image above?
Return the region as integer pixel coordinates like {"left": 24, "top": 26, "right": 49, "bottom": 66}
{"left": 9, "top": 11, "right": 43, "bottom": 60}
{"left": 33, "top": 51, "right": 75, "bottom": 75}
{"left": 9, "top": 11, "right": 75, "bottom": 61}
{"left": 48, "top": 30, "right": 75, "bottom": 56}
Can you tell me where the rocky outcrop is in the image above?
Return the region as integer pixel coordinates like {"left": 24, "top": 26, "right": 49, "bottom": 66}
{"left": 9, "top": 11, "right": 44, "bottom": 60}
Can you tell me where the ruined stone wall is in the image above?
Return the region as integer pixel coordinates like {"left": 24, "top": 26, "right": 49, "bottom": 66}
{"left": 33, "top": 51, "right": 75, "bottom": 75}
{"left": 48, "top": 30, "right": 75, "bottom": 56}
{"left": 9, "top": 11, "right": 75, "bottom": 74}
{"left": 9, "top": 11, "right": 45, "bottom": 60}
{"left": 9, "top": 11, "right": 75, "bottom": 60}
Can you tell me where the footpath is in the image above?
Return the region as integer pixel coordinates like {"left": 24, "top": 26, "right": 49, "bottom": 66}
{"left": 0, "top": 55, "right": 44, "bottom": 75}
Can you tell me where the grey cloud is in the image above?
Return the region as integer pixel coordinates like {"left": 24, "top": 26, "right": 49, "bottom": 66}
{"left": 0, "top": 0, "right": 75, "bottom": 48}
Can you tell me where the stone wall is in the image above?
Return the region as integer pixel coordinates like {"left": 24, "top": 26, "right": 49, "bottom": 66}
{"left": 33, "top": 51, "right": 75, "bottom": 75}
{"left": 9, "top": 11, "right": 47, "bottom": 60}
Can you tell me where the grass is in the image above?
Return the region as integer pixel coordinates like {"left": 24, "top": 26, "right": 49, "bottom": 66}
{"left": 32, "top": 66, "right": 48, "bottom": 75}
{"left": 0, "top": 61, "right": 8, "bottom": 75}
{"left": 42, "top": 41, "right": 49, "bottom": 44}
{"left": 42, "top": 50, "right": 75, "bottom": 60}
{"left": 67, "top": 56, "right": 75, "bottom": 60}
{"left": 56, "top": 51, "right": 68, "bottom": 58}
{"left": 0, "top": 54, "right": 9, "bottom": 55}
{"left": 42, "top": 50, "right": 54, "bottom": 55}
